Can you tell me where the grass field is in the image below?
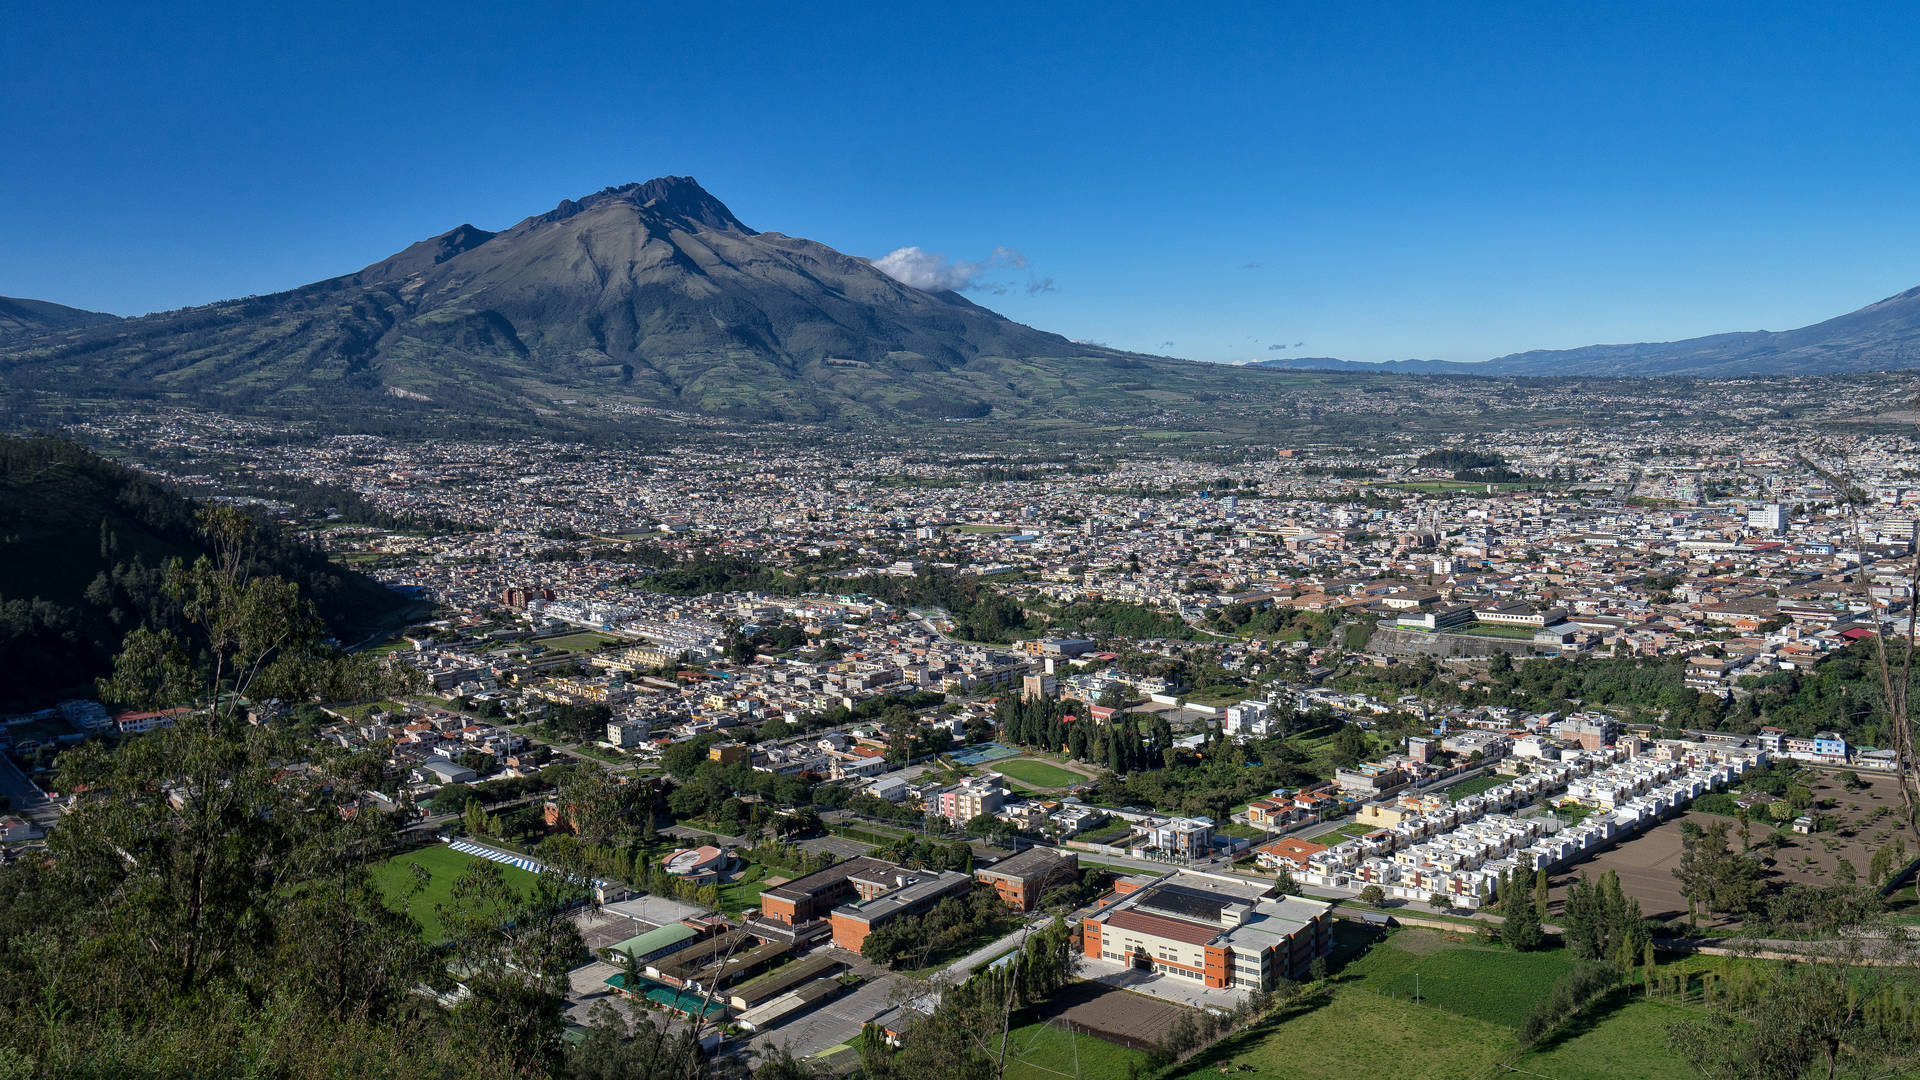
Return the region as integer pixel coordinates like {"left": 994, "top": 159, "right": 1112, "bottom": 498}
{"left": 1440, "top": 773, "right": 1509, "bottom": 799}
{"left": 991, "top": 759, "right": 1085, "bottom": 788}
{"left": 1174, "top": 928, "right": 1710, "bottom": 1080}
{"left": 1000, "top": 1017, "right": 1149, "bottom": 1080}
{"left": 1308, "top": 821, "right": 1377, "bottom": 843}
{"left": 1456, "top": 621, "right": 1542, "bottom": 639}
{"left": 719, "top": 863, "right": 774, "bottom": 915}
{"left": 1175, "top": 988, "right": 1511, "bottom": 1079}
{"left": 1514, "top": 998, "right": 1700, "bottom": 1080}
{"left": 370, "top": 845, "right": 542, "bottom": 943}
{"left": 1341, "top": 931, "right": 1575, "bottom": 1028}
{"left": 1216, "top": 820, "right": 1270, "bottom": 841}
{"left": 1178, "top": 929, "right": 1705, "bottom": 1080}
{"left": 535, "top": 632, "right": 622, "bottom": 654}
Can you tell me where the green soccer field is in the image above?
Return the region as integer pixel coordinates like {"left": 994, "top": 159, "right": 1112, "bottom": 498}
{"left": 535, "top": 631, "right": 622, "bottom": 654}
{"left": 990, "top": 759, "right": 1085, "bottom": 788}
{"left": 1000, "top": 1017, "right": 1149, "bottom": 1080}
{"left": 370, "top": 845, "right": 543, "bottom": 943}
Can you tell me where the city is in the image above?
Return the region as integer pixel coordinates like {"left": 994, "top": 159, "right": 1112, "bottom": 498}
{"left": 4, "top": 5, "right": 1920, "bottom": 1079}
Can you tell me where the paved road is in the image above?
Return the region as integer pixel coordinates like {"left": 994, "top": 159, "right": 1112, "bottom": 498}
{"left": 939, "top": 912, "right": 1051, "bottom": 985}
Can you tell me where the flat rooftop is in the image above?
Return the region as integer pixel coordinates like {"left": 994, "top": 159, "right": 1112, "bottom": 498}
{"left": 977, "top": 846, "right": 1075, "bottom": 884}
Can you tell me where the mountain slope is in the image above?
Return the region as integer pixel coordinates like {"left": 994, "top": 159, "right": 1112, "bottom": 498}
{"left": 0, "top": 177, "right": 1174, "bottom": 423}
{"left": 0, "top": 296, "right": 119, "bottom": 339}
{"left": 1480, "top": 284, "right": 1920, "bottom": 376}
{"left": 1248, "top": 285, "right": 1920, "bottom": 377}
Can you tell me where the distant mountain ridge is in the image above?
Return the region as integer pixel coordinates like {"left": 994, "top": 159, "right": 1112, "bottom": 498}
{"left": 0, "top": 296, "right": 119, "bottom": 339}
{"left": 5, "top": 180, "right": 1918, "bottom": 420}
{"left": 1249, "top": 284, "right": 1920, "bottom": 377}
{"left": 0, "top": 176, "right": 1170, "bottom": 424}
{"left": 1478, "top": 284, "right": 1920, "bottom": 376}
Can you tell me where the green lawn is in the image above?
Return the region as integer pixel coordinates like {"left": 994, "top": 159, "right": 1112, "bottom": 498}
{"left": 1308, "top": 822, "right": 1376, "bottom": 842}
{"left": 1455, "top": 621, "right": 1542, "bottom": 639}
{"left": 990, "top": 759, "right": 1085, "bottom": 788}
{"left": 535, "top": 632, "right": 622, "bottom": 654}
{"left": 1175, "top": 987, "right": 1512, "bottom": 1080}
{"left": 1340, "top": 930, "right": 1575, "bottom": 1028}
{"left": 1000, "top": 1017, "right": 1148, "bottom": 1080}
{"left": 1216, "top": 820, "right": 1270, "bottom": 841}
{"left": 1079, "top": 823, "right": 1134, "bottom": 846}
{"left": 1441, "top": 773, "right": 1510, "bottom": 799}
{"left": 370, "top": 845, "right": 542, "bottom": 943}
{"left": 719, "top": 863, "right": 774, "bottom": 915}
{"left": 1515, "top": 998, "right": 1701, "bottom": 1080}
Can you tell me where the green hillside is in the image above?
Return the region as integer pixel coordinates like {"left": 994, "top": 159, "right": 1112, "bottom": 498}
{"left": 0, "top": 435, "right": 415, "bottom": 709}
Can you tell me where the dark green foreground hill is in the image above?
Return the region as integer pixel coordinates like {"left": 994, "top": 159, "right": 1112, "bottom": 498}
{"left": 0, "top": 434, "right": 412, "bottom": 710}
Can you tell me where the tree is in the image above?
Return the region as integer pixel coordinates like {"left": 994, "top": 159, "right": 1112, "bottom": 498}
{"left": 1358, "top": 884, "right": 1386, "bottom": 906}
{"left": 1502, "top": 887, "right": 1546, "bottom": 951}
{"left": 95, "top": 506, "right": 403, "bottom": 725}
{"left": 1668, "top": 933, "right": 1920, "bottom": 1080}
{"left": 1274, "top": 867, "right": 1301, "bottom": 897}
{"left": 1429, "top": 891, "right": 1452, "bottom": 911}
{"left": 1673, "top": 819, "right": 1759, "bottom": 927}
{"left": 1869, "top": 844, "right": 1896, "bottom": 888}
{"left": 566, "top": 998, "right": 710, "bottom": 1080}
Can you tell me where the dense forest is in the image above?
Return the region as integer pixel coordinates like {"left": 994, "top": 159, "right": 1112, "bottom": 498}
{"left": 0, "top": 435, "right": 413, "bottom": 709}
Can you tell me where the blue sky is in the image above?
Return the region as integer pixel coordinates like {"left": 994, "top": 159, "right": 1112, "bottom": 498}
{"left": 4, "top": 1, "right": 1918, "bottom": 364}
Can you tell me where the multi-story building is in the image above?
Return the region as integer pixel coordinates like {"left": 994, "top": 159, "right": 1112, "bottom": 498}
{"left": 1747, "top": 504, "right": 1789, "bottom": 535}
{"left": 607, "top": 719, "right": 651, "bottom": 747}
{"left": 1021, "top": 673, "right": 1059, "bottom": 701}
{"left": 975, "top": 847, "right": 1080, "bottom": 911}
{"left": 1082, "top": 871, "right": 1333, "bottom": 990}
{"left": 1135, "top": 816, "right": 1214, "bottom": 860}
{"left": 935, "top": 777, "right": 1008, "bottom": 824}
{"left": 826, "top": 865, "right": 974, "bottom": 952}
{"left": 1334, "top": 763, "right": 1409, "bottom": 797}
{"left": 760, "top": 856, "right": 972, "bottom": 952}
{"left": 1224, "top": 698, "right": 1273, "bottom": 737}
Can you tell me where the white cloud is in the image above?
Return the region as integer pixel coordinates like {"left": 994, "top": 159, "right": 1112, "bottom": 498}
{"left": 873, "top": 245, "right": 1028, "bottom": 292}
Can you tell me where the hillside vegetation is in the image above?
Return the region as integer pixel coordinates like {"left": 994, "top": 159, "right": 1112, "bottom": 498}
{"left": 0, "top": 435, "right": 412, "bottom": 708}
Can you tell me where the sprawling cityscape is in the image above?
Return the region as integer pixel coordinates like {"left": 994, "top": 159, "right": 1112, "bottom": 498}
{"left": 4, "top": 376, "right": 1918, "bottom": 1077}
{"left": 5, "top": 5, "right": 1920, "bottom": 1079}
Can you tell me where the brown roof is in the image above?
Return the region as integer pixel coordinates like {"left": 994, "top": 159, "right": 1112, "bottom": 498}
{"left": 1104, "top": 909, "right": 1218, "bottom": 946}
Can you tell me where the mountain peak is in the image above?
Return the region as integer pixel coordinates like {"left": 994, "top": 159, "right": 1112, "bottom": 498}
{"left": 537, "top": 175, "right": 752, "bottom": 233}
